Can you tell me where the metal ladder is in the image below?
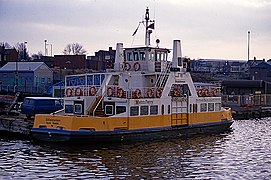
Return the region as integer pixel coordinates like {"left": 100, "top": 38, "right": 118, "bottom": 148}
{"left": 156, "top": 62, "right": 171, "bottom": 88}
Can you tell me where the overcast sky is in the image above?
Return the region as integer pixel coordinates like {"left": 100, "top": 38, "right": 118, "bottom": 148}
{"left": 1, "top": 0, "right": 271, "bottom": 60}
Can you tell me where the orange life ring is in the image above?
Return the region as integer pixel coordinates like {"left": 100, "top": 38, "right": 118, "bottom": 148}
{"left": 213, "top": 88, "right": 218, "bottom": 96}
{"left": 123, "top": 62, "right": 131, "bottom": 71}
{"left": 117, "top": 87, "right": 125, "bottom": 98}
{"left": 147, "top": 88, "right": 154, "bottom": 98}
{"left": 134, "top": 62, "right": 140, "bottom": 71}
{"left": 89, "top": 86, "right": 97, "bottom": 96}
{"left": 107, "top": 86, "right": 114, "bottom": 97}
{"left": 65, "top": 88, "right": 73, "bottom": 97}
{"left": 197, "top": 88, "right": 203, "bottom": 97}
{"left": 156, "top": 88, "right": 163, "bottom": 98}
{"left": 204, "top": 88, "right": 210, "bottom": 97}
{"left": 134, "top": 89, "right": 141, "bottom": 99}
{"left": 75, "top": 87, "right": 83, "bottom": 96}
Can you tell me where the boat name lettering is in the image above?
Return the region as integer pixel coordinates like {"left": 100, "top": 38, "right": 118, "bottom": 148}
{"left": 135, "top": 100, "right": 154, "bottom": 105}
{"left": 172, "top": 97, "right": 187, "bottom": 102}
{"left": 175, "top": 80, "right": 185, "bottom": 83}
{"left": 46, "top": 118, "right": 61, "bottom": 125}
{"left": 196, "top": 98, "right": 220, "bottom": 102}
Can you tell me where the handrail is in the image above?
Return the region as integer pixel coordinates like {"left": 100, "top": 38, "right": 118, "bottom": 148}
{"left": 91, "top": 74, "right": 112, "bottom": 116}
{"left": 156, "top": 62, "right": 171, "bottom": 88}
{"left": 92, "top": 94, "right": 104, "bottom": 116}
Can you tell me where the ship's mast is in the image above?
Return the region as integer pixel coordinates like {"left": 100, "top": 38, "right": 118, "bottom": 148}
{"left": 144, "top": 7, "right": 154, "bottom": 47}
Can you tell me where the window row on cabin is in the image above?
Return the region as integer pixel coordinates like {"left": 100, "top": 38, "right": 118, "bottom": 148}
{"left": 126, "top": 51, "right": 167, "bottom": 62}
{"left": 130, "top": 105, "right": 159, "bottom": 116}
{"left": 200, "top": 103, "right": 221, "bottom": 112}
{"left": 106, "top": 105, "right": 166, "bottom": 116}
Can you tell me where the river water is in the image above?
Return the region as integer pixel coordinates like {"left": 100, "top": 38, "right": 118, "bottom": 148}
{"left": 0, "top": 118, "right": 271, "bottom": 179}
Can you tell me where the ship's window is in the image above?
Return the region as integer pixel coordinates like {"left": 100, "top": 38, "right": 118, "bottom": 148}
{"left": 150, "top": 105, "right": 158, "bottom": 115}
{"left": 87, "top": 75, "right": 93, "bottom": 85}
{"left": 74, "top": 104, "right": 82, "bottom": 114}
{"left": 65, "top": 105, "right": 74, "bottom": 113}
{"left": 215, "top": 103, "right": 221, "bottom": 111}
{"left": 168, "top": 105, "right": 170, "bottom": 114}
{"left": 156, "top": 52, "right": 162, "bottom": 62}
{"left": 200, "top": 103, "right": 207, "bottom": 112}
{"left": 133, "top": 52, "right": 139, "bottom": 61}
{"left": 127, "top": 52, "right": 132, "bottom": 61}
{"left": 94, "top": 75, "right": 101, "bottom": 85}
{"left": 140, "top": 106, "right": 149, "bottom": 115}
{"left": 105, "top": 105, "right": 114, "bottom": 115}
{"left": 161, "top": 52, "right": 165, "bottom": 61}
{"left": 116, "top": 106, "right": 126, "bottom": 114}
{"left": 130, "top": 106, "right": 139, "bottom": 116}
{"left": 149, "top": 53, "right": 154, "bottom": 61}
{"left": 208, "top": 103, "right": 214, "bottom": 111}
{"left": 193, "top": 104, "right": 197, "bottom": 113}
{"left": 161, "top": 105, "right": 164, "bottom": 115}
{"left": 140, "top": 52, "right": 145, "bottom": 61}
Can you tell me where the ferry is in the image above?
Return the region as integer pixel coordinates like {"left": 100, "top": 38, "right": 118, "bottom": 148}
{"left": 31, "top": 8, "right": 233, "bottom": 142}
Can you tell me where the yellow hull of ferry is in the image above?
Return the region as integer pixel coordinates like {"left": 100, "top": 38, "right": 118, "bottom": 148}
{"left": 31, "top": 110, "right": 233, "bottom": 142}
{"left": 33, "top": 111, "right": 228, "bottom": 131}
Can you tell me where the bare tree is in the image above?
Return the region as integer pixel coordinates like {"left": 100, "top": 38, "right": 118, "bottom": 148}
{"left": 32, "top": 51, "right": 43, "bottom": 60}
{"left": 0, "top": 42, "right": 12, "bottom": 48}
{"left": 15, "top": 42, "right": 30, "bottom": 60}
{"left": 63, "top": 43, "right": 87, "bottom": 55}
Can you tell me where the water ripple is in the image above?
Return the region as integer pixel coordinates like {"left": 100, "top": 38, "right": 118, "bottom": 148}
{"left": 1, "top": 118, "right": 271, "bottom": 179}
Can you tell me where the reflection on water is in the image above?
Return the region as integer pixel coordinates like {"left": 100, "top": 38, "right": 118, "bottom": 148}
{"left": 1, "top": 118, "right": 271, "bottom": 179}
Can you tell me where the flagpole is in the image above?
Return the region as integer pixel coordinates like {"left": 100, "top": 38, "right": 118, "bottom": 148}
{"left": 248, "top": 31, "right": 250, "bottom": 61}
{"left": 145, "top": 7, "right": 150, "bottom": 46}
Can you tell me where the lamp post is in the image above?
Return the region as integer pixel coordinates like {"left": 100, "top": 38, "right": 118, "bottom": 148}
{"left": 15, "top": 59, "right": 18, "bottom": 92}
{"left": 44, "top": 40, "right": 53, "bottom": 57}
{"left": 48, "top": 44, "right": 53, "bottom": 56}
{"left": 248, "top": 31, "right": 250, "bottom": 61}
{"left": 24, "top": 41, "right": 27, "bottom": 60}
{"left": 44, "top": 39, "right": 47, "bottom": 56}
{"left": 59, "top": 67, "right": 62, "bottom": 97}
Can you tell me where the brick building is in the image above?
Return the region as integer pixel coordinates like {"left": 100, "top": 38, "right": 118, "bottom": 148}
{"left": 0, "top": 45, "right": 19, "bottom": 67}
{"left": 53, "top": 55, "right": 86, "bottom": 69}
{"left": 86, "top": 47, "right": 116, "bottom": 72}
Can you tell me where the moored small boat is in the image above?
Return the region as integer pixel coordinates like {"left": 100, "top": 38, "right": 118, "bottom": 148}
{"left": 31, "top": 8, "right": 233, "bottom": 143}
